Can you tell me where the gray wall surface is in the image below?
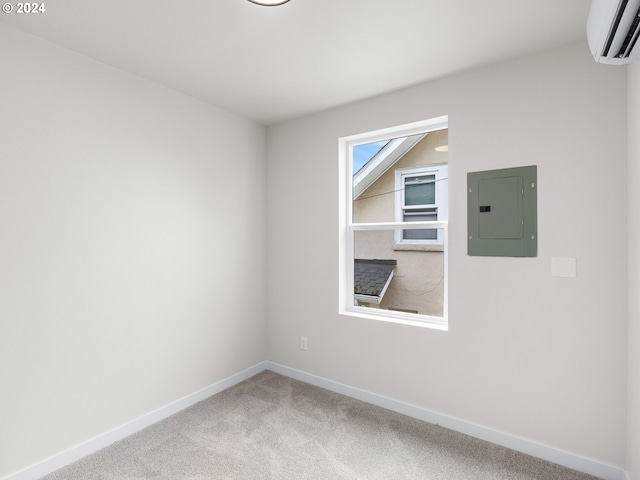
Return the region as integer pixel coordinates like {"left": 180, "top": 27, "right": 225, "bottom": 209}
{"left": 627, "top": 61, "right": 640, "bottom": 480}
{"left": 0, "top": 24, "right": 267, "bottom": 478}
{"left": 266, "top": 42, "right": 627, "bottom": 468}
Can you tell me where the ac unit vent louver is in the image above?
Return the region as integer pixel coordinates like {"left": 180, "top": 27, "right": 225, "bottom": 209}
{"left": 588, "top": 0, "right": 640, "bottom": 65}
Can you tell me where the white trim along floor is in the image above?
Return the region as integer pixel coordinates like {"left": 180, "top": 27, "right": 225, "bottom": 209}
{"left": 2, "top": 361, "right": 628, "bottom": 480}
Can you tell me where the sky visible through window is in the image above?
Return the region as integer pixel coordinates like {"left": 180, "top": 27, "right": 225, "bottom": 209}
{"left": 353, "top": 140, "right": 389, "bottom": 174}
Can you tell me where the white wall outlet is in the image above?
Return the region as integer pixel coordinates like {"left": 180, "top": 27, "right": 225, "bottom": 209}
{"left": 300, "top": 336, "right": 308, "bottom": 350}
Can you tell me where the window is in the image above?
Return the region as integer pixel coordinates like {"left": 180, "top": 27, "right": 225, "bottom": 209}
{"left": 395, "top": 164, "right": 448, "bottom": 245}
{"left": 339, "top": 116, "right": 449, "bottom": 330}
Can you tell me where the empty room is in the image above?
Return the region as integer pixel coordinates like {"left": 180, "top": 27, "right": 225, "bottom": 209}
{"left": 1, "top": 1, "right": 639, "bottom": 479}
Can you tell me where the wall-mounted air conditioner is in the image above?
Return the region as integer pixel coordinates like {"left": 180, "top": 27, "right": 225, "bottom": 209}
{"left": 587, "top": 0, "right": 640, "bottom": 65}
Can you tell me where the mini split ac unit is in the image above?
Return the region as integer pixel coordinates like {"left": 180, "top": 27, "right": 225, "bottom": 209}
{"left": 588, "top": 0, "right": 640, "bottom": 65}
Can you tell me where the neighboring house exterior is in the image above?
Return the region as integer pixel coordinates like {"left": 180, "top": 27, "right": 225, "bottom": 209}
{"left": 353, "top": 129, "right": 448, "bottom": 317}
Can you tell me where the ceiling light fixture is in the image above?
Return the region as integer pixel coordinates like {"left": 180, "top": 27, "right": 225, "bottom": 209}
{"left": 247, "top": 0, "right": 290, "bottom": 5}
{"left": 435, "top": 145, "right": 449, "bottom": 152}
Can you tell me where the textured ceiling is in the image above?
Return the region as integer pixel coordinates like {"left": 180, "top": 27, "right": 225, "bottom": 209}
{"left": 1, "top": 0, "right": 591, "bottom": 125}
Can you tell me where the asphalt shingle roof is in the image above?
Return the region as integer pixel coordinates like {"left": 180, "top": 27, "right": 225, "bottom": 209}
{"left": 354, "top": 259, "right": 396, "bottom": 298}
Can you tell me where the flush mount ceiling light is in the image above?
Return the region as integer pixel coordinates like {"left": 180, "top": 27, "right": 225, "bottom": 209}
{"left": 435, "top": 145, "right": 449, "bottom": 152}
{"left": 247, "top": 0, "right": 290, "bottom": 5}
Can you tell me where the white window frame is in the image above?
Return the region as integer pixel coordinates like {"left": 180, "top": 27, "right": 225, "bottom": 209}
{"left": 338, "top": 116, "right": 449, "bottom": 330}
{"left": 394, "top": 164, "right": 448, "bottom": 245}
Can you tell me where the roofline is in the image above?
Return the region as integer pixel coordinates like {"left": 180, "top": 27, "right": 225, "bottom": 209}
{"left": 354, "top": 269, "right": 394, "bottom": 305}
{"left": 353, "top": 133, "right": 426, "bottom": 199}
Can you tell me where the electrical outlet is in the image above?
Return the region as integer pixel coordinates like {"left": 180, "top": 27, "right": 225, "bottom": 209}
{"left": 300, "top": 336, "right": 308, "bottom": 350}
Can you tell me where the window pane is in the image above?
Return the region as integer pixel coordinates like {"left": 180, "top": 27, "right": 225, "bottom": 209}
{"left": 354, "top": 229, "right": 444, "bottom": 318}
{"left": 404, "top": 174, "right": 435, "bottom": 206}
{"left": 352, "top": 140, "right": 390, "bottom": 175}
{"left": 352, "top": 134, "right": 437, "bottom": 224}
{"left": 402, "top": 211, "right": 437, "bottom": 239}
{"left": 403, "top": 229, "right": 437, "bottom": 240}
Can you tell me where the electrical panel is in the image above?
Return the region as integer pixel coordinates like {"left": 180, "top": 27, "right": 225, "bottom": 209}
{"left": 467, "top": 166, "right": 537, "bottom": 257}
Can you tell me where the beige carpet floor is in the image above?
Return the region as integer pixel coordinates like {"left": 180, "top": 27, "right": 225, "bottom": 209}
{"left": 42, "top": 370, "right": 601, "bottom": 479}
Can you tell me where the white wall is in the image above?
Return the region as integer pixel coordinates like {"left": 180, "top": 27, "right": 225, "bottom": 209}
{"left": 0, "top": 23, "right": 632, "bottom": 479}
{"left": 628, "top": 61, "right": 640, "bottom": 480}
{"left": 0, "top": 25, "right": 266, "bottom": 478}
{"left": 266, "top": 42, "right": 627, "bottom": 468}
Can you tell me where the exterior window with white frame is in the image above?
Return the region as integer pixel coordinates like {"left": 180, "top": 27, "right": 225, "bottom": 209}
{"left": 395, "top": 164, "right": 448, "bottom": 245}
{"left": 338, "top": 116, "right": 449, "bottom": 330}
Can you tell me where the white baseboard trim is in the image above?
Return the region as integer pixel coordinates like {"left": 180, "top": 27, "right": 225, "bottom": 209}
{"left": 2, "top": 361, "right": 268, "bottom": 480}
{"left": 265, "top": 361, "right": 628, "bottom": 480}
{"left": 4, "top": 360, "right": 629, "bottom": 480}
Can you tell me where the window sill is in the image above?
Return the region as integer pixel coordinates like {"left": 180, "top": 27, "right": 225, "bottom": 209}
{"left": 393, "top": 243, "right": 444, "bottom": 252}
{"left": 340, "top": 308, "right": 448, "bottom": 331}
